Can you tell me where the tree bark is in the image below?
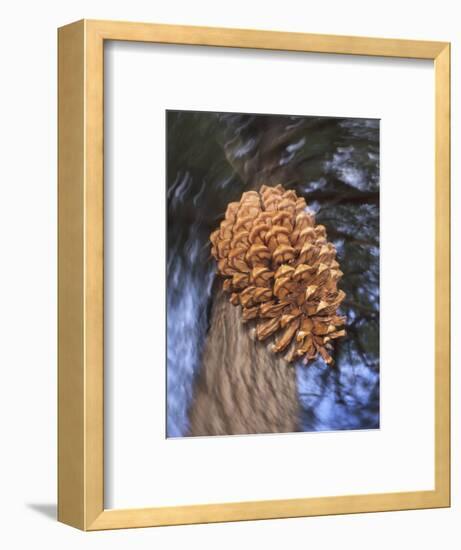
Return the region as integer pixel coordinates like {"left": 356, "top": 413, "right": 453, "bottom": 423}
{"left": 188, "top": 288, "right": 300, "bottom": 436}
{"left": 188, "top": 128, "right": 303, "bottom": 437}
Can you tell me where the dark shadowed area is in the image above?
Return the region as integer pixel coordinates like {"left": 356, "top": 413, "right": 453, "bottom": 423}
{"left": 166, "top": 110, "right": 379, "bottom": 437}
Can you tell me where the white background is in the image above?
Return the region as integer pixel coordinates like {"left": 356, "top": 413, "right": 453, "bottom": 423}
{"left": 106, "top": 43, "right": 434, "bottom": 508}
{"left": 0, "top": 1, "right": 458, "bottom": 549}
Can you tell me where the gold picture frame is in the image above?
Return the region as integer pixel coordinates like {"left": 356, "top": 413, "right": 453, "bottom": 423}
{"left": 58, "top": 19, "right": 451, "bottom": 530}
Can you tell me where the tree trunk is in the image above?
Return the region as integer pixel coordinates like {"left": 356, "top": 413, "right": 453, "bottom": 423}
{"left": 188, "top": 127, "right": 304, "bottom": 437}
{"left": 188, "top": 288, "right": 300, "bottom": 436}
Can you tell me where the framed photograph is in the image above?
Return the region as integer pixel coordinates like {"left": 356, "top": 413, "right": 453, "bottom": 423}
{"left": 58, "top": 20, "right": 450, "bottom": 530}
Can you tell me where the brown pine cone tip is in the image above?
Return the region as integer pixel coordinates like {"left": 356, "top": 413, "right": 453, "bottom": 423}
{"left": 210, "top": 184, "right": 347, "bottom": 365}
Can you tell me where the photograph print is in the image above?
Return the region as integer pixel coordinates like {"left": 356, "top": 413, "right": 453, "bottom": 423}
{"left": 166, "top": 110, "right": 379, "bottom": 438}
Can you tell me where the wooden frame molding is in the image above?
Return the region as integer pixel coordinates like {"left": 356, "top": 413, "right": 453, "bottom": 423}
{"left": 58, "top": 19, "right": 450, "bottom": 531}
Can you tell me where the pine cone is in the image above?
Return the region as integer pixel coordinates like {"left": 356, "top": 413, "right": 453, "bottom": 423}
{"left": 210, "top": 185, "right": 346, "bottom": 365}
